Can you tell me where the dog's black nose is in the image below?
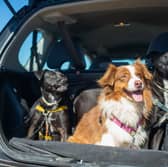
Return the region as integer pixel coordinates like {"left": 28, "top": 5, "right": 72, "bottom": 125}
{"left": 134, "top": 80, "right": 142, "bottom": 89}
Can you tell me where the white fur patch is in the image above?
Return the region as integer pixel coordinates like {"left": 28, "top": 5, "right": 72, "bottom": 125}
{"left": 98, "top": 97, "right": 146, "bottom": 147}
{"left": 126, "top": 65, "right": 144, "bottom": 91}
{"left": 97, "top": 119, "right": 132, "bottom": 147}
{"left": 100, "top": 97, "right": 144, "bottom": 128}
{"left": 133, "top": 126, "right": 147, "bottom": 147}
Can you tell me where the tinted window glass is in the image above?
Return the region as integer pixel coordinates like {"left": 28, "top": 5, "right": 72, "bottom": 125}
{"left": 18, "top": 30, "right": 43, "bottom": 71}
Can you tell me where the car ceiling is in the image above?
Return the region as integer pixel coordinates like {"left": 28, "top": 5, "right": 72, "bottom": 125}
{"left": 64, "top": 7, "right": 168, "bottom": 58}
{"left": 3, "top": 0, "right": 168, "bottom": 71}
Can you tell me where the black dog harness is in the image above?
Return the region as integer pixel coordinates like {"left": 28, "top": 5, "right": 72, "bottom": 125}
{"left": 35, "top": 105, "right": 68, "bottom": 141}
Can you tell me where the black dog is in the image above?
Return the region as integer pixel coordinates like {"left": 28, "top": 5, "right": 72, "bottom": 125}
{"left": 27, "top": 70, "right": 70, "bottom": 141}
{"left": 147, "top": 32, "right": 168, "bottom": 150}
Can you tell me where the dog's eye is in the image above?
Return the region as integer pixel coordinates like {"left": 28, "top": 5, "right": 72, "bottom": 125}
{"left": 120, "top": 75, "right": 128, "bottom": 81}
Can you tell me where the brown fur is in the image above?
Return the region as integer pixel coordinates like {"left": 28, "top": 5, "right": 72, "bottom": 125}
{"left": 68, "top": 106, "right": 106, "bottom": 144}
{"left": 135, "top": 60, "right": 153, "bottom": 118}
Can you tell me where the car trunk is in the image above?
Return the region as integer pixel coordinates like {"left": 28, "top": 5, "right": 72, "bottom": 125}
{"left": 2, "top": 69, "right": 167, "bottom": 166}
{"left": 0, "top": 66, "right": 168, "bottom": 167}
{"left": 1, "top": 0, "right": 168, "bottom": 166}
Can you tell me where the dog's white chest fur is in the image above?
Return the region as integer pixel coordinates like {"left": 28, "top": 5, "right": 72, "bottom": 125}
{"left": 97, "top": 97, "right": 147, "bottom": 147}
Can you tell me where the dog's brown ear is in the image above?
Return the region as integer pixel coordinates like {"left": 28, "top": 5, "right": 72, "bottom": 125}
{"left": 143, "top": 88, "right": 153, "bottom": 119}
{"left": 135, "top": 59, "right": 152, "bottom": 81}
{"left": 97, "top": 64, "right": 117, "bottom": 87}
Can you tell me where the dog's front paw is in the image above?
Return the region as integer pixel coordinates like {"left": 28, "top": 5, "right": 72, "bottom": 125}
{"left": 132, "top": 126, "right": 147, "bottom": 147}
{"left": 128, "top": 143, "right": 140, "bottom": 150}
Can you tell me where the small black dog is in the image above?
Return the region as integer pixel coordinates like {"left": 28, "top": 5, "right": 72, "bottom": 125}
{"left": 147, "top": 32, "right": 168, "bottom": 150}
{"left": 27, "top": 70, "right": 70, "bottom": 141}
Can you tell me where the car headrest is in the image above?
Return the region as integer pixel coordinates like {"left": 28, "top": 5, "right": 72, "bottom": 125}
{"left": 47, "top": 40, "right": 85, "bottom": 69}
{"left": 147, "top": 32, "right": 168, "bottom": 56}
{"left": 73, "top": 88, "right": 102, "bottom": 122}
{"left": 90, "top": 56, "right": 111, "bottom": 70}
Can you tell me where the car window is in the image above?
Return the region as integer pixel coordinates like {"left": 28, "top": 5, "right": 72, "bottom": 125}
{"left": 44, "top": 39, "right": 88, "bottom": 71}
{"left": 19, "top": 33, "right": 85, "bottom": 71}
{"left": 18, "top": 29, "right": 145, "bottom": 72}
{"left": 18, "top": 30, "right": 44, "bottom": 71}
{"left": 59, "top": 54, "right": 91, "bottom": 70}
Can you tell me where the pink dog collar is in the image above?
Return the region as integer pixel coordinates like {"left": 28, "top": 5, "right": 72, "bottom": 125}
{"left": 110, "top": 116, "right": 143, "bottom": 136}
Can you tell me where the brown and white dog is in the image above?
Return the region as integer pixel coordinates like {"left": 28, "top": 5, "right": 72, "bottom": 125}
{"left": 68, "top": 60, "right": 153, "bottom": 148}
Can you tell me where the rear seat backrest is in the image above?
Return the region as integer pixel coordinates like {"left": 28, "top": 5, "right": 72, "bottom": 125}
{"left": 0, "top": 81, "right": 27, "bottom": 139}
{"left": 73, "top": 88, "right": 102, "bottom": 122}
{"left": 0, "top": 71, "right": 41, "bottom": 140}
